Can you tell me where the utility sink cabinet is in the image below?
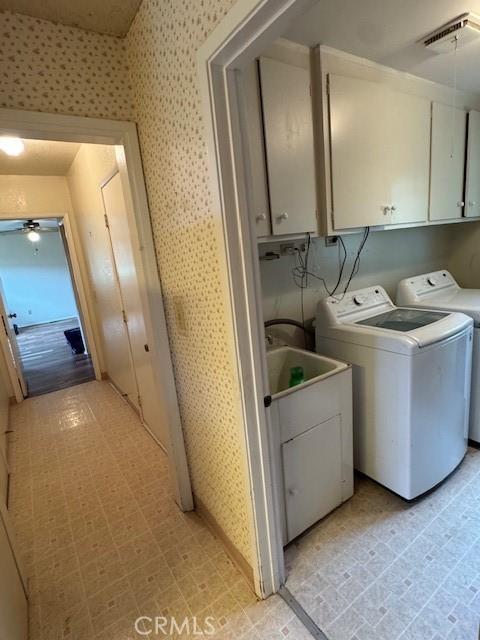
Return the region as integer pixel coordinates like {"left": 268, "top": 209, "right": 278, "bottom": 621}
{"left": 266, "top": 347, "right": 353, "bottom": 543}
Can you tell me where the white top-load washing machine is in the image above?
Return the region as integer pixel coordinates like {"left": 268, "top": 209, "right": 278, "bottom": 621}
{"left": 316, "top": 286, "right": 473, "bottom": 500}
{"left": 397, "top": 270, "right": 480, "bottom": 444}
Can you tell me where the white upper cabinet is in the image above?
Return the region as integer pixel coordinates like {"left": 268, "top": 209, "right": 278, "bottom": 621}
{"left": 242, "top": 62, "right": 272, "bottom": 237}
{"left": 465, "top": 110, "right": 480, "bottom": 219}
{"left": 259, "top": 57, "right": 317, "bottom": 236}
{"left": 429, "top": 102, "right": 467, "bottom": 221}
{"left": 328, "top": 74, "right": 392, "bottom": 229}
{"left": 388, "top": 91, "right": 431, "bottom": 225}
{"left": 328, "top": 74, "right": 430, "bottom": 230}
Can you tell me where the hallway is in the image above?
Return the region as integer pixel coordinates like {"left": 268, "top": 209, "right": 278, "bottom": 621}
{"left": 7, "top": 381, "right": 305, "bottom": 639}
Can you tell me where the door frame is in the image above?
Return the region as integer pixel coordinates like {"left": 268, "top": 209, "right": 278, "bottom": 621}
{"left": 197, "top": 0, "right": 316, "bottom": 596}
{"left": 0, "top": 211, "right": 102, "bottom": 388}
{"left": 0, "top": 108, "right": 193, "bottom": 512}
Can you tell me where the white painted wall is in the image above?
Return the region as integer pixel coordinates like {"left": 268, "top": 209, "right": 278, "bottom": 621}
{"left": 448, "top": 222, "right": 480, "bottom": 288}
{"left": 0, "top": 232, "right": 78, "bottom": 327}
{"left": 260, "top": 225, "right": 454, "bottom": 345}
{"left": 0, "top": 175, "right": 72, "bottom": 215}
{"left": 67, "top": 144, "right": 130, "bottom": 382}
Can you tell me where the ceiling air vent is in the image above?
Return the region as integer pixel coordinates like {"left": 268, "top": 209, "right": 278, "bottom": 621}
{"left": 424, "top": 13, "right": 480, "bottom": 53}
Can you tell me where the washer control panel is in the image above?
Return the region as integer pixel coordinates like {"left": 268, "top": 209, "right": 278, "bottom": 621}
{"left": 401, "top": 270, "right": 458, "bottom": 298}
{"left": 327, "top": 286, "right": 392, "bottom": 320}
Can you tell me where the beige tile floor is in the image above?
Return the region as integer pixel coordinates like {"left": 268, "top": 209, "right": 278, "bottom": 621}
{"left": 7, "top": 381, "right": 311, "bottom": 640}
{"left": 285, "top": 449, "right": 480, "bottom": 640}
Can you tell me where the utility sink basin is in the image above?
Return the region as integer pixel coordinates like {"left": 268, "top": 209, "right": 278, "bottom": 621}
{"left": 266, "top": 346, "right": 349, "bottom": 398}
{"left": 266, "top": 346, "right": 353, "bottom": 544}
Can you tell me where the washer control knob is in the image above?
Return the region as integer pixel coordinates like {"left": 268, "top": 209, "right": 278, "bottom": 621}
{"left": 353, "top": 295, "right": 363, "bottom": 306}
{"left": 427, "top": 277, "right": 436, "bottom": 287}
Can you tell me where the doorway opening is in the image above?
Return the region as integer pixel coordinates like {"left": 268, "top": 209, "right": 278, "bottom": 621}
{"left": 0, "top": 217, "right": 95, "bottom": 397}
{"left": 0, "top": 113, "right": 192, "bottom": 514}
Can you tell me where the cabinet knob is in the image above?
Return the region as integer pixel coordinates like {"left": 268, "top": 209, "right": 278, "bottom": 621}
{"left": 383, "top": 206, "right": 391, "bottom": 214}
{"left": 390, "top": 205, "right": 397, "bottom": 212}
{"left": 469, "top": 201, "right": 476, "bottom": 207}
{"left": 276, "top": 212, "right": 289, "bottom": 222}
{"left": 288, "top": 487, "right": 299, "bottom": 497}
{"left": 458, "top": 201, "right": 465, "bottom": 207}
{"left": 256, "top": 213, "right": 267, "bottom": 222}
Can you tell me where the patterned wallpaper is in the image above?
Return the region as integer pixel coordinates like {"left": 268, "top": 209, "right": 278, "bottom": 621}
{"left": 0, "top": 4, "right": 254, "bottom": 565}
{"left": 0, "top": 11, "right": 133, "bottom": 119}
{"left": 126, "top": 0, "right": 253, "bottom": 564}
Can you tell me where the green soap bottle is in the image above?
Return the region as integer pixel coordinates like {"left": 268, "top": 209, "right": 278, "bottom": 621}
{"left": 289, "top": 366, "right": 305, "bottom": 388}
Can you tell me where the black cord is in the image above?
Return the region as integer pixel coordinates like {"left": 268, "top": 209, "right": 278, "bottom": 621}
{"left": 340, "top": 226, "right": 370, "bottom": 297}
{"left": 291, "top": 227, "right": 370, "bottom": 301}
{"left": 292, "top": 234, "right": 347, "bottom": 297}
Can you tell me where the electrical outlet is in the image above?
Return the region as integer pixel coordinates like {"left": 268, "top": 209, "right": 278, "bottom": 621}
{"left": 325, "top": 235, "right": 339, "bottom": 247}
{"left": 280, "top": 243, "right": 296, "bottom": 256}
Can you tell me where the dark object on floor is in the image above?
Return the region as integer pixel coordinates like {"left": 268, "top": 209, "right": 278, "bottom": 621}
{"left": 13, "top": 323, "right": 19, "bottom": 335}
{"left": 17, "top": 319, "right": 95, "bottom": 396}
{"left": 64, "top": 328, "right": 85, "bottom": 354}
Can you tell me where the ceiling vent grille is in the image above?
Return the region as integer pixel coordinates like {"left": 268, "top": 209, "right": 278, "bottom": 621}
{"left": 423, "top": 13, "right": 480, "bottom": 53}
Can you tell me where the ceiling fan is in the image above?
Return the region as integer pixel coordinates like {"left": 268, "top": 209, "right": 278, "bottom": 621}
{"left": 0, "top": 219, "right": 58, "bottom": 242}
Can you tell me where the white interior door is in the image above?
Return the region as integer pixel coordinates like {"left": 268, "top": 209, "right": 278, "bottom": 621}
{"left": 388, "top": 91, "right": 430, "bottom": 225}
{"left": 465, "top": 110, "right": 480, "bottom": 218}
{"left": 94, "top": 232, "right": 138, "bottom": 407}
{"left": 0, "top": 279, "right": 26, "bottom": 401}
{"left": 328, "top": 74, "right": 392, "bottom": 229}
{"left": 259, "top": 57, "right": 317, "bottom": 235}
{"left": 0, "top": 501, "right": 28, "bottom": 640}
{"left": 102, "top": 173, "right": 167, "bottom": 447}
{"left": 429, "top": 102, "right": 467, "bottom": 221}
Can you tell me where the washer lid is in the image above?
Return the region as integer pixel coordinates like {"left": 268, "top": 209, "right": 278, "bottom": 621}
{"left": 356, "top": 308, "right": 448, "bottom": 332}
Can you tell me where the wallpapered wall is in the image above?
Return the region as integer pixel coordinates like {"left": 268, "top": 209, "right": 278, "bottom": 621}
{"left": 126, "top": 0, "right": 253, "bottom": 564}
{"left": 0, "top": 11, "right": 133, "bottom": 119}
{"left": 0, "top": 5, "right": 254, "bottom": 564}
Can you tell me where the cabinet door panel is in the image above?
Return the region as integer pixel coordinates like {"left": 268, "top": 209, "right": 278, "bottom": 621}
{"left": 389, "top": 92, "right": 430, "bottom": 224}
{"left": 241, "top": 62, "right": 271, "bottom": 237}
{"left": 465, "top": 110, "right": 480, "bottom": 218}
{"left": 429, "top": 102, "right": 467, "bottom": 221}
{"left": 329, "top": 74, "right": 391, "bottom": 229}
{"left": 259, "top": 57, "right": 317, "bottom": 235}
{"left": 282, "top": 416, "right": 342, "bottom": 542}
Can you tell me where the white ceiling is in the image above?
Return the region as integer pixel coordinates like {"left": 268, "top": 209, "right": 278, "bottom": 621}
{"left": 0, "top": 139, "right": 80, "bottom": 176}
{"left": 0, "top": 0, "right": 142, "bottom": 37}
{"left": 286, "top": 0, "right": 480, "bottom": 95}
{"left": 0, "top": 218, "right": 60, "bottom": 232}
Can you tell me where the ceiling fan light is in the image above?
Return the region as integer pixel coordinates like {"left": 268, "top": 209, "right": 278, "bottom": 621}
{"left": 0, "top": 137, "right": 24, "bottom": 157}
{"left": 27, "top": 230, "right": 40, "bottom": 242}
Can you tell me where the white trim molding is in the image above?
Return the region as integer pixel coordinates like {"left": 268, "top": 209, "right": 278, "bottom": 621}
{"left": 197, "top": 0, "right": 316, "bottom": 598}
{"left": 0, "top": 108, "right": 193, "bottom": 513}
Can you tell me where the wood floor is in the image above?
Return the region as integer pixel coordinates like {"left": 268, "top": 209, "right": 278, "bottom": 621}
{"left": 16, "top": 318, "right": 95, "bottom": 397}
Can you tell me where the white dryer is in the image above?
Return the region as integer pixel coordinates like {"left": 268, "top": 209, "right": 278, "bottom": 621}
{"left": 316, "top": 286, "right": 473, "bottom": 500}
{"left": 397, "top": 269, "right": 480, "bottom": 443}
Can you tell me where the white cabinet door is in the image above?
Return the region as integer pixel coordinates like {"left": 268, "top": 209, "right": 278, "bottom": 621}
{"left": 388, "top": 92, "right": 430, "bottom": 225}
{"left": 102, "top": 173, "right": 167, "bottom": 447}
{"left": 430, "top": 102, "right": 467, "bottom": 221}
{"left": 282, "top": 415, "right": 342, "bottom": 542}
{"left": 241, "top": 62, "right": 271, "bottom": 237}
{"left": 329, "top": 74, "right": 392, "bottom": 229}
{"left": 465, "top": 110, "right": 480, "bottom": 218}
{"left": 259, "top": 57, "right": 317, "bottom": 235}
